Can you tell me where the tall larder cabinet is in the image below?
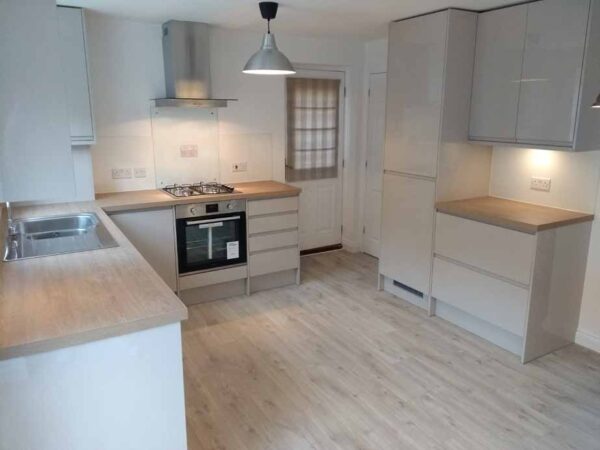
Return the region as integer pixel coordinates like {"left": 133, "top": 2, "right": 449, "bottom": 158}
{"left": 379, "top": 9, "right": 492, "bottom": 310}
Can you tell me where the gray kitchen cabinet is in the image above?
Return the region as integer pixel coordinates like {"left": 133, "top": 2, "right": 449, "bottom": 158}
{"left": 384, "top": 11, "right": 447, "bottom": 178}
{"left": 469, "top": 5, "right": 527, "bottom": 142}
{"left": 380, "top": 9, "right": 489, "bottom": 309}
{"left": 0, "top": 0, "right": 75, "bottom": 202}
{"left": 470, "top": 0, "right": 600, "bottom": 151}
{"left": 110, "top": 208, "right": 178, "bottom": 291}
{"left": 379, "top": 174, "right": 436, "bottom": 298}
{"left": 516, "top": 0, "right": 589, "bottom": 146}
{"left": 57, "top": 6, "right": 95, "bottom": 146}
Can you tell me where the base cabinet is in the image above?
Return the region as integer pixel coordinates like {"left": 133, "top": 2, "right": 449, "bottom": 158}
{"left": 432, "top": 213, "right": 592, "bottom": 362}
{"left": 110, "top": 208, "right": 177, "bottom": 291}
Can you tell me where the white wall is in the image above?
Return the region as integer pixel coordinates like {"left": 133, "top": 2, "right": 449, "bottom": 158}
{"left": 490, "top": 146, "right": 600, "bottom": 352}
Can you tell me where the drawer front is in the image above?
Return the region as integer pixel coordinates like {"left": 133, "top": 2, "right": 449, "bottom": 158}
{"left": 432, "top": 257, "right": 528, "bottom": 336}
{"left": 179, "top": 265, "right": 248, "bottom": 290}
{"left": 248, "top": 196, "right": 299, "bottom": 217}
{"left": 249, "top": 230, "right": 298, "bottom": 253}
{"left": 249, "top": 212, "right": 298, "bottom": 235}
{"left": 249, "top": 247, "right": 299, "bottom": 277}
{"left": 435, "top": 213, "right": 535, "bottom": 285}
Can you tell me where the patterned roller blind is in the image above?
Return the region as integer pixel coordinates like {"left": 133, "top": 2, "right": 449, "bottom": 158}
{"left": 286, "top": 78, "right": 341, "bottom": 182}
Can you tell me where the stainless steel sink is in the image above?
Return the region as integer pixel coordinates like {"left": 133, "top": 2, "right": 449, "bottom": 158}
{"left": 3, "top": 213, "right": 118, "bottom": 261}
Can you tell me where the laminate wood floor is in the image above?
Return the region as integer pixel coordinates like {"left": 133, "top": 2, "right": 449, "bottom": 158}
{"left": 182, "top": 250, "right": 600, "bottom": 450}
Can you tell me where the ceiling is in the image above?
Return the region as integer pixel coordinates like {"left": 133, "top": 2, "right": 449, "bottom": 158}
{"left": 59, "top": 0, "right": 518, "bottom": 38}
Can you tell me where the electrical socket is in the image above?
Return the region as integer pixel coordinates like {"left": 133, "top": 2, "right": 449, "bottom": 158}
{"left": 111, "top": 168, "right": 132, "bottom": 179}
{"left": 134, "top": 167, "right": 147, "bottom": 178}
{"left": 232, "top": 162, "right": 247, "bottom": 172}
{"left": 531, "top": 176, "right": 551, "bottom": 192}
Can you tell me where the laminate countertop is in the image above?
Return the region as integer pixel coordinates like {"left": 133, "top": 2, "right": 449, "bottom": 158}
{"left": 436, "top": 196, "right": 594, "bottom": 234}
{"left": 0, "top": 180, "right": 300, "bottom": 360}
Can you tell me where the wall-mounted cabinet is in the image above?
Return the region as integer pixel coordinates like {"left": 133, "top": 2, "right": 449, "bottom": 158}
{"left": 469, "top": 0, "right": 600, "bottom": 151}
{"left": 57, "top": 6, "right": 95, "bottom": 146}
{"left": 0, "top": 0, "right": 75, "bottom": 202}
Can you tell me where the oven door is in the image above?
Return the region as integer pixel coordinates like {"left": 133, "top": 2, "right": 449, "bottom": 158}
{"left": 176, "top": 212, "right": 247, "bottom": 275}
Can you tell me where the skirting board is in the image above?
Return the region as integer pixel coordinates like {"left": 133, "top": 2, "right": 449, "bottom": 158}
{"left": 575, "top": 330, "right": 600, "bottom": 353}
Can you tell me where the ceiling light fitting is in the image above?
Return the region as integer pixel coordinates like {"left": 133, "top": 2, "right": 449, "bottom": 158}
{"left": 243, "top": 2, "right": 295, "bottom": 75}
{"left": 592, "top": 93, "right": 600, "bottom": 109}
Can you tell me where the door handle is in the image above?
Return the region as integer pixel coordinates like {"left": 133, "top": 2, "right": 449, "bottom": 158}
{"left": 186, "top": 216, "right": 241, "bottom": 226}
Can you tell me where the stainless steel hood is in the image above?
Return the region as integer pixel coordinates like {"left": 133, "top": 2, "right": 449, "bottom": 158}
{"left": 154, "top": 21, "right": 236, "bottom": 108}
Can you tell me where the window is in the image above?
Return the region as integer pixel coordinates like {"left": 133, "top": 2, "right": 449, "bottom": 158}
{"left": 285, "top": 77, "right": 341, "bottom": 182}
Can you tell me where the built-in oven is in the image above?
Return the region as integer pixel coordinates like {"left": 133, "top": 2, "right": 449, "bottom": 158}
{"left": 175, "top": 200, "right": 247, "bottom": 275}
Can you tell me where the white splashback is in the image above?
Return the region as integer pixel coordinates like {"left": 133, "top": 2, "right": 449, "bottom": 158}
{"left": 151, "top": 107, "right": 220, "bottom": 187}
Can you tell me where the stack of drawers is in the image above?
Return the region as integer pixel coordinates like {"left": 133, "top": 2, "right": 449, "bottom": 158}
{"left": 248, "top": 196, "right": 300, "bottom": 279}
{"left": 432, "top": 213, "right": 535, "bottom": 342}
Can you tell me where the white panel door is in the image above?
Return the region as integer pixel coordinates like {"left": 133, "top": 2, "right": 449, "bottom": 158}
{"left": 384, "top": 11, "right": 447, "bottom": 177}
{"left": 516, "top": 0, "right": 589, "bottom": 146}
{"left": 363, "top": 73, "right": 387, "bottom": 257}
{"left": 379, "top": 173, "right": 436, "bottom": 296}
{"left": 469, "top": 4, "right": 528, "bottom": 142}
{"left": 57, "top": 6, "right": 95, "bottom": 145}
{"left": 287, "top": 69, "right": 344, "bottom": 251}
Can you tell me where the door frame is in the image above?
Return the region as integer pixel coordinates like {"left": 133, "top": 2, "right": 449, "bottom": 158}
{"left": 361, "top": 71, "right": 387, "bottom": 256}
{"left": 284, "top": 64, "right": 347, "bottom": 251}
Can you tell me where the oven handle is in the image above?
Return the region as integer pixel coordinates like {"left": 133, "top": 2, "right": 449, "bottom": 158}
{"left": 186, "top": 216, "right": 241, "bottom": 226}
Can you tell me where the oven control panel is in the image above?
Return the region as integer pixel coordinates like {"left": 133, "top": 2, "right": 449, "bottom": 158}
{"left": 175, "top": 199, "right": 246, "bottom": 219}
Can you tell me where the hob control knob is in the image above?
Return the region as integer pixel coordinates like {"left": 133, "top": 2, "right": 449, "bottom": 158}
{"left": 190, "top": 207, "right": 199, "bottom": 215}
{"left": 227, "top": 203, "right": 234, "bottom": 210}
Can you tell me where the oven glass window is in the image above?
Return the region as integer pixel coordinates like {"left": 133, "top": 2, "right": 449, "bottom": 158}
{"left": 178, "top": 213, "right": 246, "bottom": 274}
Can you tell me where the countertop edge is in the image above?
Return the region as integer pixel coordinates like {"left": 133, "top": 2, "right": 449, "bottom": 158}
{"left": 436, "top": 198, "right": 595, "bottom": 234}
{"left": 434, "top": 208, "right": 539, "bottom": 234}
{"left": 0, "top": 307, "right": 188, "bottom": 361}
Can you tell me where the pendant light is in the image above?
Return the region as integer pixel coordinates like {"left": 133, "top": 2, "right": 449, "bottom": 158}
{"left": 592, "top": 93, "right": 600, "bottom": 109}
{"left": 243, "top": 2, "right": 295, "bottom": 75}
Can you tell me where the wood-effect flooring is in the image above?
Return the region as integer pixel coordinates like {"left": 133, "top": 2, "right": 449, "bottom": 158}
{"left": 182, "top": 250, "right": 600, "bottom": 450}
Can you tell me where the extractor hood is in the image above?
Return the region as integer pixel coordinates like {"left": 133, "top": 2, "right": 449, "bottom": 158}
{"left": 154, "top": 21, "right": 236, "bottom": 108}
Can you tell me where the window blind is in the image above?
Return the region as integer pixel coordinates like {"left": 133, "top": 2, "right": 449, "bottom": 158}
{"left": 286, "top": 78, "right": 341, "bottom": 182}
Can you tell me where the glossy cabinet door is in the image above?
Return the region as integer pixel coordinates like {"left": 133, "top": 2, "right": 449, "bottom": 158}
{"left": 469, "top": 4, "right": 527, "bottom": 142}
{"left": 379, "top": 173, "right": 436, "bottom": 296}
{"left": 57, "top": 6, "right": 95, "bottom": 145}
{"left": 384, "top": 11, "right": 447, "bottom": 177}
{"left": 516, "top": 0, "right": 589, "bottom": 145}
{"left": 0, "top": 0, "right": 75, "bottom": 202}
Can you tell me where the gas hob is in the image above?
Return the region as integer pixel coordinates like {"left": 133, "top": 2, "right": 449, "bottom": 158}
{"left": 162, "top": 182, "right": 235, "bottom": 198}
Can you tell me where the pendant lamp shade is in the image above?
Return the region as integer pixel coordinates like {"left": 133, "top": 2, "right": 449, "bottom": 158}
{"left": 243, "top": 2, "right": 295, "bottom": 75}
{"left": 243, "top": 33, "right": 295, "bottom": 75}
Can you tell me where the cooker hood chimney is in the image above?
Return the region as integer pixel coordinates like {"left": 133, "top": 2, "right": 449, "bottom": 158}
{"left": 154, "top": 21, "right": 236, "bottom": 108}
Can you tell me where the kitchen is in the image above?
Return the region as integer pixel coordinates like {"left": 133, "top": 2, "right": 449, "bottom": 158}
{"left": 1, "top": 0, "right": 600, "bottom": 449}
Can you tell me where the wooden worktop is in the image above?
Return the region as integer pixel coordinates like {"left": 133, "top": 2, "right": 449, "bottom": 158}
{"left": 97, "top": 181, "right": 301, "bottom": 213}
{"left": 0, "top": 180, "right": 300, "bottom": 360}
{"left": 436, "top": 196, "right": 594, "bottom": 234}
